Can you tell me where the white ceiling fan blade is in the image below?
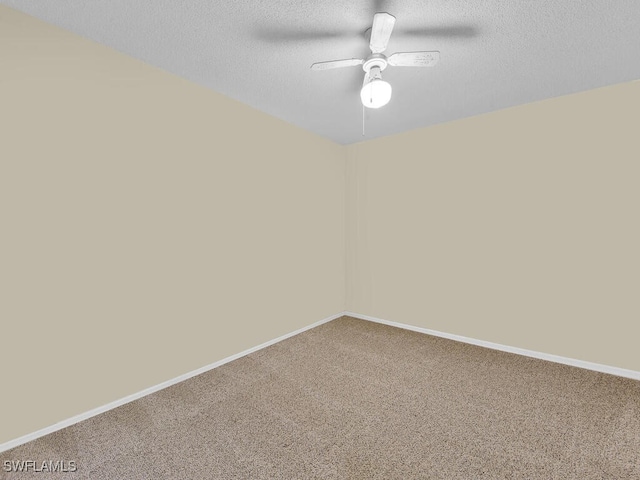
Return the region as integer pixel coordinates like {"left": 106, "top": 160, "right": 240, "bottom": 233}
{"left": 311, "top": 58, "right": 364, "bottom": 71}
{"left": 369, "top": 12, "right": 396, "bottom": 53}
{"left": 388, "top": 51, "right": 440, "bottom": 67}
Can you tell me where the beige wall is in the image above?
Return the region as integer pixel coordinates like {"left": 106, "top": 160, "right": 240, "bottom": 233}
{"left": 346, "top": 81, "right": 640, "bottom": 373}
{"left": 0, "top": 7, "right": 345, "bottom": 444}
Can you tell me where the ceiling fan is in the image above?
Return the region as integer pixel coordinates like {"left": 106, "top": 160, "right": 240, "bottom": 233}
{"left": 311, "top": 12, "right": 440, "bottom": 109}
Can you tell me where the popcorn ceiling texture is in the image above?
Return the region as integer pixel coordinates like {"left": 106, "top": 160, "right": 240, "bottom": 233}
{"left": 2, "top": 316, "right": 639, "bottom": 479}
{"left": 2, "top": 0, "right": 640, "bottom": 144}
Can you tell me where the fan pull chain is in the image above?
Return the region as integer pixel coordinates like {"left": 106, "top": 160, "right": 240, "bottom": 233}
{"left": 362, "top": 104, "right": 365, "bottom": 136}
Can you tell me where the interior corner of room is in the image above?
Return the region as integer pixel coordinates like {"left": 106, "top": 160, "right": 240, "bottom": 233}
{"left": 1, "top": 4, "right": 639, "bottom": 452}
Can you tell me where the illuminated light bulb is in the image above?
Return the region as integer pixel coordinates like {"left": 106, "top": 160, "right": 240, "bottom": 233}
{"left": 360, "top": 78, "right": 392, "bottom": 109}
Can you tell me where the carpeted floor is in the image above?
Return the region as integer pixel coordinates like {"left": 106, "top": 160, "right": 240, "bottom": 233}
{"left": 2, "top": 316, "right": 640, "bottom": 479}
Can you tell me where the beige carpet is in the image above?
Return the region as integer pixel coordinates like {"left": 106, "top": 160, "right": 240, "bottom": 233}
{"left": 2, "top": 316, "right": 639, "bottom": 479}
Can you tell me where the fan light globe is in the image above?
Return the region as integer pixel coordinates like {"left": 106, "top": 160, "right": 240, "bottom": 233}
{"left": 360, "top": 79, "right": 392, "bottom": 109}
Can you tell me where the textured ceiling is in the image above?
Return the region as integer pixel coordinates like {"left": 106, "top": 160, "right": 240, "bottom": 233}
{"left": 3, "top": 0, "right": 640, "bottom": 145}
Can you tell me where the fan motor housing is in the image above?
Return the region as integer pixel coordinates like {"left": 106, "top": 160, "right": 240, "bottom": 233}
{"left": 363, "top": 54, "right": 388, "bottom": 73}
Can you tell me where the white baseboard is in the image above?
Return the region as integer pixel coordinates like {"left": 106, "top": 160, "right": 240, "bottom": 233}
{"left": 0, "top": 311, "right": 346, "bottom": 454}
{"left": 345, "top": 311, "right": 640, "bottom": 382}
{"left": 4, "top": 309, "right": 638, "bottom": 453}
